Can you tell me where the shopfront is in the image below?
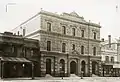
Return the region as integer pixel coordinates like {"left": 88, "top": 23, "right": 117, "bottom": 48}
{"left": 0, "top": 57, "right": 33, "bottom": 78}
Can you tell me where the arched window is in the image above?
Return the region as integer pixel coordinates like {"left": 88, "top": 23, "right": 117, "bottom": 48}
{"left": 93, "top": 47, "right": 96, "bottom": 56}
{"left": 47, "top": 41, "right": 51, "bottom": 51}
{"left": 111, "top": 57, "right": 114, "bottom": 63}
{"left": 81, "top": 30, "right": 84, "bottom": 37}
{"left": 81, "top": 46, "right": 84, "bottom": 54}
{"left": 72, "top": 44, "right": 75, "bottom": 50}
{"left": 93, "top": 32, "right": 96, "bottom": 39}
{"left": 62, "top": 43, "right": 66, "bottom": 53}
{"left": 105, "top": 56, "right": 109, "bottom": 62}
{"left": 47, "top": 22, "right": 51, "bottom": 31}
{"left": 62, "top": 26, "right": 66, "bottom": 34}
{"left": 72, "top": 28, "right": 75, "bottom": 36}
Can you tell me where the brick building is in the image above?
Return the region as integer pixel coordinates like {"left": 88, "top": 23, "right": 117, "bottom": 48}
{"left": 101, "top": 35, "right": 120, "bottom": 77}
{"left": 0, "top": 32, "right": 40, "bottom": 78}
{"left": 12, "top": 10, "right": 102, "bottom": 77}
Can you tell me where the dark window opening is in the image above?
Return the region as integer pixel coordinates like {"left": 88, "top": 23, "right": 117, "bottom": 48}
{"left": 81, "top": 46, "right": 84, "bottom": 54}
{"left": 72, "top": 28, "right": 75, "bottom": 36}
{"left": 47, "top": 22, "right": 51, "bottom": 31}
{"left": 93, "top": 47, "right": 96, "bottom": 56}
{"left": 81, "top": 30, "right": 84, "bottom": 37}
{"left": 62, "top": 43, "right": 66, "bottom": 53}
{"left": 47, "top": 41, "right": 51, "bottom": 51}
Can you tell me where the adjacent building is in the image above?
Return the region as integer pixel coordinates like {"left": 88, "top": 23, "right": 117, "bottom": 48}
{"left": 0, "top": 32, "right": 40, "bottom": 78}
{"left": 12, "top": 10, "right": 102, "bottom": 77}
{"left": 101, "top": 35, "right": 120, "bottom": 76}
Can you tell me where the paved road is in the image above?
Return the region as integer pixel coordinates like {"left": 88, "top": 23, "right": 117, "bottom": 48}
{"left": 1, "top": 77, "right": 120, "bottom": 82}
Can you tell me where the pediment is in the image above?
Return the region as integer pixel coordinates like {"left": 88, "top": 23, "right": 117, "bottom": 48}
{"left": 70, "top": 11, "right": 80, "bottom": 17}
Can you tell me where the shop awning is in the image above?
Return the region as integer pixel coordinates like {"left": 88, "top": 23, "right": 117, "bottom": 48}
{"left": 0, "top": 57, "right": 31, "bottom": 63}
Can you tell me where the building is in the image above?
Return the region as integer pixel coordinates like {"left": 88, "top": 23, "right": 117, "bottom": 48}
{"left": 101, "top": 35, "right": 120, "bottom": 77}
{"left": 12, "top": 10, "right": 102, "bottom": 77}
{"left": 0, "top": 32, "right": 40, "bottom": 78}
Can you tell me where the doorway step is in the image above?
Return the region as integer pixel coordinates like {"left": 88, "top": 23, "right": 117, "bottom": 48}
{"left": 45, "top": 74, "right": 53, "bottom": 78}
{"left": 92, "top": 74, "right": 99, "bottom": 77}
{"left": 70, "top": 74, "right": 79, "bottom": 77}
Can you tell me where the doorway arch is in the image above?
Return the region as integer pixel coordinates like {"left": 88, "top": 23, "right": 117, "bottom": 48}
{"left": 92, "top": 61, "right": 98, "bottom": 75}
{"left": 81, "top": 60, "right": 86, "bottom": 76}
{"left": 70, "top": 61, "right": 77, "bottom": 74}
{"left": 60, "top": 59, "right": 65, "bottom": 72}
{"left": 46, "top": 59, "right": 51, "bottom": 74}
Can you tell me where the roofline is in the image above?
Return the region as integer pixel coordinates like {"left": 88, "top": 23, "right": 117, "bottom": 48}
{"left": 12, "top": 10, "right": 101, "bottom": 31}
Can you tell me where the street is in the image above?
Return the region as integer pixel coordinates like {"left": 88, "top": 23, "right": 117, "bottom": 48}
{"left": 1, "top": 77, "right": 120, "bottom": 82}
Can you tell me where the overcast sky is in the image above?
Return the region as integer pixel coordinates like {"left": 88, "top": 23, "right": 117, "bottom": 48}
{"left": 0, "top": 0, "right": 120, "bottom": 39}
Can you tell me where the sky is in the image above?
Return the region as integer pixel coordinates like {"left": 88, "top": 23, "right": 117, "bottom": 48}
{"left": 0, "top": 0, "right": 120, "bottom": 39}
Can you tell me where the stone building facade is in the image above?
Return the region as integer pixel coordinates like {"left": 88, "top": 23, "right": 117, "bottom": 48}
{"left": 101, "top": 35, "right": 120, "bottom": 76}
{"left": 12, "top": 10, "right": 102, "bottom": 77}
{"left": 0, "top": 32, "right": 40, "bottom": 78}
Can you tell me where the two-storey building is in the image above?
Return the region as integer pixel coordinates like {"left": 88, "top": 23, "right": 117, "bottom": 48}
{"left": 0, "top": 32, "right": 40, "bottom": 78}
{"left": 101, "top": 35, "right": 120, "bottom": 77}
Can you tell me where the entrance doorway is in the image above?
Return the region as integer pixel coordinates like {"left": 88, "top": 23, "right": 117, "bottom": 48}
{"left": 60, "top": 59, "right": 65, "bottom": 76}
{"left": 46, "top": 59, "right": 51, "bottom": 74}
{"left": 70, "top": 61, "right": 77, "bottom": 74}
{"left": 81, "top": 61, "right": 86, "bottom": 76}
{"left": 92, "top": 61, "right": 98, "bottom": 75}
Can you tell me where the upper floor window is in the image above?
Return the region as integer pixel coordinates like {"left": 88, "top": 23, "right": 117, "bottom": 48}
{"left": 62, "top": 43, "right": 66, "bottom": 53}
{"left": 111, "top": 57, "right": 114, "bottom": 63}
{"left": 81, "top": 30, "right": 84, "bottom": 37}
{"left": 105, "top": 56, "right": 109, "bottom": 62}
{"left": 93, "top": 47, "right": 96, "bottom": 56}
{"left": 93, "top": 32, "right": 96, "bottom": 39}
{"left": 47, "top": 22, "right": 51, "bottom": 31}
{"left": 72, "top": 28, "right": 75, "bottom": 36}
{"left": 72, "top": 44, "right": 75, "bottom": 50}
{"left": 81, "top": 46, "right": 84, "bottom": 54}
{"left": 62, "top": 26, "right": 66, "bottom": 35}
{"left": 47, "top": 41, "right": 51, "bottom": 51}
{"left": 23, "top": 28, "right": 25, "bottom": 36}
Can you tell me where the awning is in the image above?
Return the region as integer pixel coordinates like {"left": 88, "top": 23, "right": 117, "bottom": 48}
{"left": 113, "top": 64, "right": 120, "bottom": 68}
{"left": 0, "top": 57, "right": 31, "bottom": 63}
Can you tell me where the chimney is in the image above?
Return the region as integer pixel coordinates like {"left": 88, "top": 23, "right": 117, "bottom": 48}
{"left": 108, "top": 35, "right": 111, "bottom": 48}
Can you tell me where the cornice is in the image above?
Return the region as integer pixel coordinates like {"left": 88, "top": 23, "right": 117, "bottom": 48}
{"left": 40, "top": 11, "right": 101, "bottom": 28}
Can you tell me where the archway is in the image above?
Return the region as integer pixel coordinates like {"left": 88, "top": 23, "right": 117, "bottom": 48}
{"left": 92, "top": 61, "right": 98, "bottom": 75}
{"left": 46, "top": 59, "right": 51, "bottom": 74}
{"left": 60, "top": 59, "right": 65, "bottom": 76}
{"left": 81, "top": 61, "right": 86, "bottom": 76}
{"left": 60, "top": 59, "right": 65, "bottom": 72}
{"left": 70, "top": 61, "right": 77, "bottom": 74}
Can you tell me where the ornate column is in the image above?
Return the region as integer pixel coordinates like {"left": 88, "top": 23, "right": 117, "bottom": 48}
{"left": 98, "top": 60, "right": 102, "bottom": 76}
{"left": 67, "top": 57, "right": 70, "bottom": 76}
{"left": 40, "top": 54, "right": 45, "bottom": 76}
{"left": 89, "top": 59, "right": 92, "bottom": 77}
{"left": 78, "top": 59, "right": 80, "bottom": 76}
{"left": 54, "top": 57, "right": 58, "bottom": 76}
